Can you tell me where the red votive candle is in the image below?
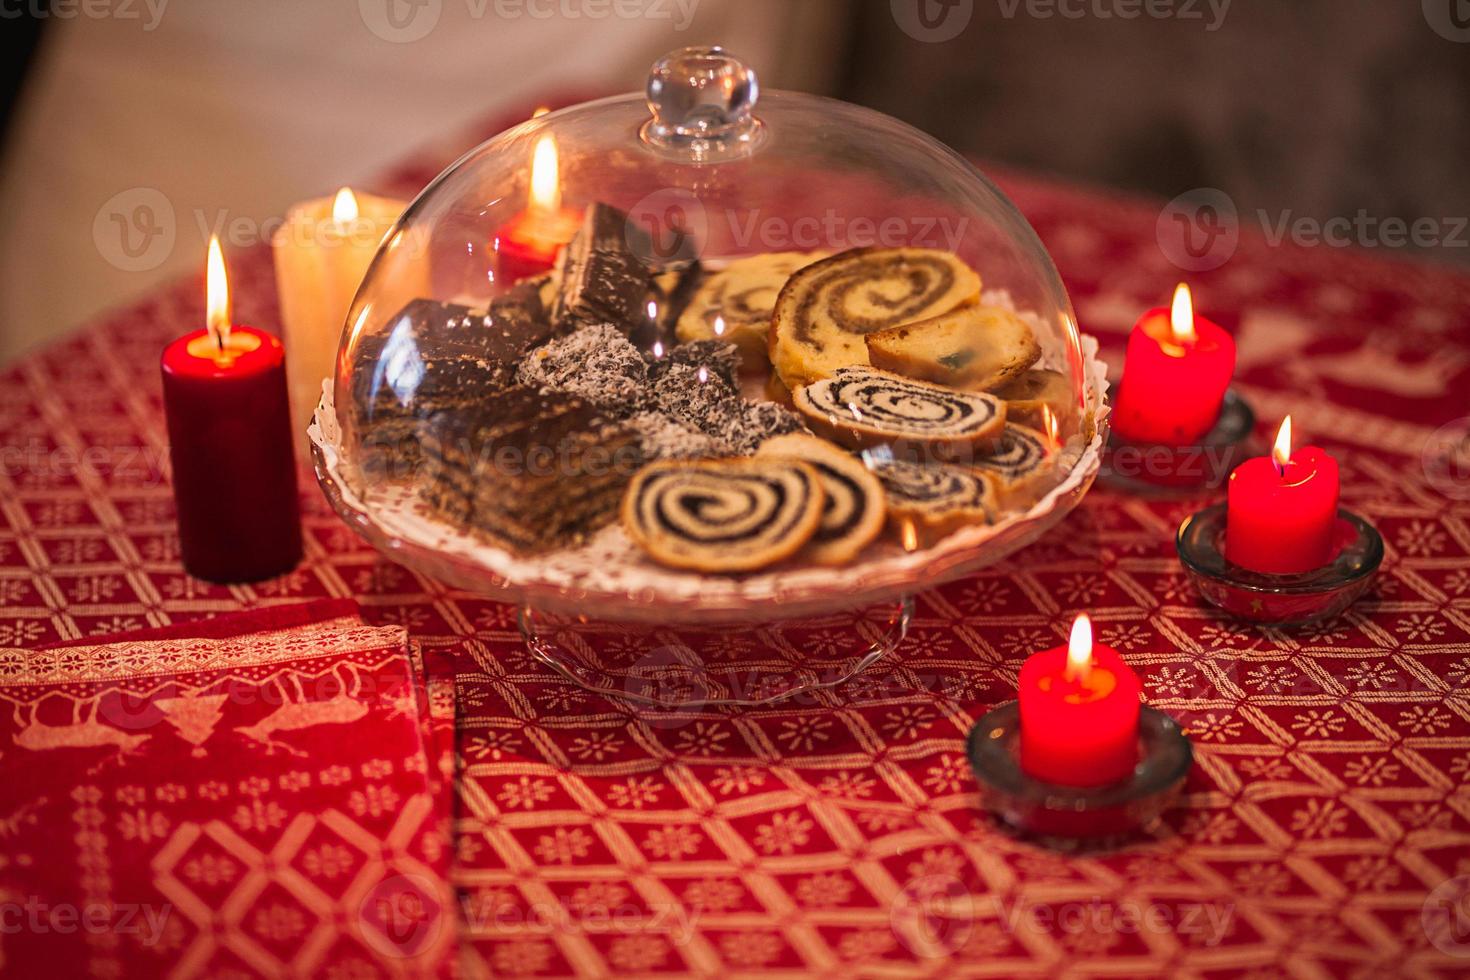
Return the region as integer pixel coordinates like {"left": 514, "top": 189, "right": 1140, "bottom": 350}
{"left": 161, "top": 238, "right": 301, "bottom": 582}
{"left": 494, "top": 130, "right": 580, "bottom": 284}
{"left": 1111, "top": 283, "right": 1236, "bottom": 446}
{"left": 1019, "top": 614, "right": 1142, "bottom": 787}
{"left": 1225, "top": 416, "right": 1340, "bottom": 575}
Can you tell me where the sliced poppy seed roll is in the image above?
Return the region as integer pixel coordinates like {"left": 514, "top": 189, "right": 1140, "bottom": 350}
{"left": 622, "top": 458, "right": 825, "bottom": 572}
{"left": 869, "top": 458, "right": 996, "bottom": 547}
{"left": 757, "top": 434, "right": 886, "bottom": 565}
{"left": 793, "top": 366, "right": 1006, "bottom": 456}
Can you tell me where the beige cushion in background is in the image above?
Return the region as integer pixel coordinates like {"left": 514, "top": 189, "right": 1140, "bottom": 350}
{"left": 0, "top": 0, "right": 847, "bottom": 364}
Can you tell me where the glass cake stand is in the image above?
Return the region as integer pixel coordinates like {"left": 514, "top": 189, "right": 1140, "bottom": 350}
{"left": 312, "top": 47, "right": 1107, "bottom": 706}
{"left": 312, "top": 333, "right": 1104, "bottom": 706}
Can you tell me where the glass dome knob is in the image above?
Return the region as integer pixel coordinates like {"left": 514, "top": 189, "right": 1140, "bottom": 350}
{"left": 641, "top": 46, "right": 765, "bottom": 161}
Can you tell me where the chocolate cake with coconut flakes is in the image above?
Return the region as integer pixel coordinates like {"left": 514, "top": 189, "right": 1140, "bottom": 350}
{"left": 517, "top": 324, "right": 653, "bottom": 416}
{"left": 417, "top": 386, "right": 641, "bottom": 552}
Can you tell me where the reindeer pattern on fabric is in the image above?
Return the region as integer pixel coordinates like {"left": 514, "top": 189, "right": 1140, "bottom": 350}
{"left": 0, "top": 609, "right": 455, "bottom": 978}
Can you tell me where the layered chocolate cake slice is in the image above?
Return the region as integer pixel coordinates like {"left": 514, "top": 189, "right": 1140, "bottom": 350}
{"left": 352, "top": 294, "right": 556, "bottom": 477}
{"left": 551, "top": 203, "right": 652, "bottom": 332}
{"left": 417, "top": 386, "right": 641, "bottom": 552}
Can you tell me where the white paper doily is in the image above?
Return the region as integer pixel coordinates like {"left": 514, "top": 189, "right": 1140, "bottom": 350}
{"left": 310, "top": 329, "right": 1108, "bottom": 624}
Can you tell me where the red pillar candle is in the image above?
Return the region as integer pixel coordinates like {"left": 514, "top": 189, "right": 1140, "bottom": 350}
{"left": 1110, "top": 283, "right": 1236, "bottom": 446}
{"left": 494, "top": 131, "right": 580, "bottom": 284}
{"left": 160, "top": 238, "right": 301, "bottom": 583}
{"left": 1019, "top": 614, "right": 1142, "bottom": 787}
{"left": 1225, "top": 416, "right": 1340, "bottom": 574}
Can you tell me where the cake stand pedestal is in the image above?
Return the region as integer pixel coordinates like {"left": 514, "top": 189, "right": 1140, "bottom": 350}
{"left": 519, "top": 598, "right": 913, "bottom": 708}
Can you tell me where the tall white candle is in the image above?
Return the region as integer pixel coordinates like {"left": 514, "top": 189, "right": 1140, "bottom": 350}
{"left": 271, "top": 188, "right": 410, "bottom": 456}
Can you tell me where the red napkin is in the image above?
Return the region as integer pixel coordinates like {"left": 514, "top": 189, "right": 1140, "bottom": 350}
{"left": 0, "top": 600, "right": 453, "bottom": 977}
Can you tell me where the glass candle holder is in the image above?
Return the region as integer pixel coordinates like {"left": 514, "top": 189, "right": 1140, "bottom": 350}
{"left": 1102, "top": 389, "right": 1255, "bottom": 495}
{"left": 966, "top": 701, "right": 1193, "bottom": 843}
{"left": 1175, "top": 503, "right": 1383, "bottom": 626}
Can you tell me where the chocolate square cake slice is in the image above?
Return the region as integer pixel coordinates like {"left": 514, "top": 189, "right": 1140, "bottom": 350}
{"left": 417, "top": 386, "right": 641, "bottom": 552}
{"left": 351, "top": 296, "right": 556, "bottom": 476}
{"left": 551, "top": 203, "right": 652, "bottom": 332}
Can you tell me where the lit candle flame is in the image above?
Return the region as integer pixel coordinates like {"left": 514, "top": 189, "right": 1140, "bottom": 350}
{"left": 651, "top": 341, "right": 664, "bottom": 359}
{"left": 1041, "top": 405, "right": 1060, "bottom": 449}
{"left": 900, "top": 519, "right": 919, "bottom": 552}
{"left": 1170, "top": 282, "right": 1197, "bottom": 345}
{"left": 331, "top": 186, "right": 359, "bottom": 224}
{"left": 712, "top": 315, "right": 726, "bottom": 337}
{"left": 530, "top": 135, "right": 561, "bottom": 215}
{"left": 1064, "top": 613, "right": 1092, "bottom": 683}
{"left": 205, "top": 235, "right": 231, "bottom": 350}
{"left": 1272, "top": 415, "right": 1293, "bottom": 474}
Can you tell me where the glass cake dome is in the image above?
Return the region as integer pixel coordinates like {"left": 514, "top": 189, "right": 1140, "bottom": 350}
{"left": 314, "top": 46, "right": 1105, "bottom": 625}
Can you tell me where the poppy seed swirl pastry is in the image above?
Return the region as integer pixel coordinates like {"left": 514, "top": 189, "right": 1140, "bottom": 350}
{"left": 757, "top": 434, "right": 887, "bottom": 565}
{"left": 970, "top": 424, "right": 1057, "bottom": 508}
{"left": 869, "top": 459, "right": 997, "bottom": 547}
{"left": 622, "top": 458, "right": 825, "bottom": 572}
{"left": 792, "top": 367, "right": 1006, "bottom": 455}
{"left": 992, "top": 368, "right": 1074, "bottom": 430}
{"left": 769, "top": 247, "right": 981, "bottom": 388}
{"left": 676, "top": 251, "right": 829, "bottom": 367}
{"left": 865, "top": 304, "right": 1041, "bottom": 390}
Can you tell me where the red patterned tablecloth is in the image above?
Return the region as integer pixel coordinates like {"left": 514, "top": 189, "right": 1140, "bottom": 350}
{"left": 2, "top": 116, "right": 1470, "bottom": 978}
